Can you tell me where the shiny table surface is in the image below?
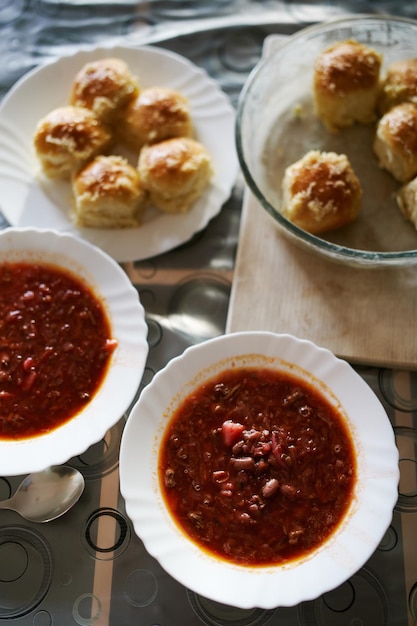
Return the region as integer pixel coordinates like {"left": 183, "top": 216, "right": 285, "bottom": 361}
{"left": 1, "top": 2, "right": 417, "bottom": 625}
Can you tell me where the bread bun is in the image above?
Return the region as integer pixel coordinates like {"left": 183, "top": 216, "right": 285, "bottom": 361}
{"left": 379, "top": 58, "right": 417, "bottom": 114}
{"left": 137, "top": 137, "right": 212, "bottom": 213}
{"left": 70, "top": 58, "right": 139, "bottom": 123}
{"left": 313, "top": 39, "right": 382, "bottom": 132}
{"left": 281, "top": 150, "right": 362, "bottom": 234}
{"left": 72, "top": 155, "right": 148, "bottom": 228}
{"left": 33, "top": 106, "right": 112, "bottom": 179}
{"left": 117, "top": 86, "right": 192, "bottom": 150}
{"left": 373, "top": 102, "right": 417, "bottom": 182}
{"left": 397, "top": 175, "right": 417, "bottom": 229}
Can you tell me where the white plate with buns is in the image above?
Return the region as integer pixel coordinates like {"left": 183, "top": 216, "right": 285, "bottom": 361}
{"left": 0, "top": 45, "right": 238, "bottom": 262}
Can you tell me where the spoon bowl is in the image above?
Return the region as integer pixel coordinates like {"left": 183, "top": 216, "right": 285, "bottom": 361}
{"left": 0, "top": 465, "right": 85, "bottom": 523}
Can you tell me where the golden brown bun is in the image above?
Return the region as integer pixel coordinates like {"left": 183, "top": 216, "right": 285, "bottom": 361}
{"left": 137, "top": 137, "right": 213, "bottom": 213}
{"left": 397, "top": 175, "right": 417, "bottom": 228}
{"left": 373, "top": 102, "right": 417, "bottom": 183}
{"left": 70, "top": 58, "right": 139, "bottom": 123}
{"left": 378, "top": 58, "right": 417, "bottom": 114}
{"left": 117, "top": 87, "right": 193, "bottom": 150}
{"left": 33, "top": 106, "right": 112, "bottom": 179}
{"left": 313, "top": 39, "right": 382, "bottom": 132}
{"left": 72, "top": 155, "right": 148, "bottom": 228}
{"left": 281, "top": 150, "right": 362, "bottom": 234}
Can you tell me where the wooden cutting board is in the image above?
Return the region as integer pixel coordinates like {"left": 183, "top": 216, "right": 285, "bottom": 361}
{"left": 226, "top": 189, "right": 417, "bottom": 369}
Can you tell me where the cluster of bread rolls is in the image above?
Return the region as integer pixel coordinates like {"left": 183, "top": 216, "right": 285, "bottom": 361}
{"left": 282, "top": 39, "right": 417, "bottom": 234}
{"left": 33, "top": 57, "right": 213, "bottom": 228}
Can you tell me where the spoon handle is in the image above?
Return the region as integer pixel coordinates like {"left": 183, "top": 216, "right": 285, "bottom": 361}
{"left": 0, "top": 498, "right": 15, "bottom": 512}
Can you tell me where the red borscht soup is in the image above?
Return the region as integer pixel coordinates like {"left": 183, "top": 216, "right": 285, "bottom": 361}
{"left": 159, "top": 366, "right": 356, "bottom": 567}
{"left": 0, "top": 262, "right": 117, "bottom": 440}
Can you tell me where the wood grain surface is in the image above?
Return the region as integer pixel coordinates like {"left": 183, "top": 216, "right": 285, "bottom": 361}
{"left": 226, "top": 190, "right": 417, "bottom": 369}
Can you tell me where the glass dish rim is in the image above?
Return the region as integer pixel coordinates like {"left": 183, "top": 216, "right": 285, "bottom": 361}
{"left": 236, "top": 13, "right": 417, "bottom": 267}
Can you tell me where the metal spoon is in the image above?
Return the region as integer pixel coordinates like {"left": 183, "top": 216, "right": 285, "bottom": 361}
{"left": 0, "top": 465, "right": 85, "bottom": 523}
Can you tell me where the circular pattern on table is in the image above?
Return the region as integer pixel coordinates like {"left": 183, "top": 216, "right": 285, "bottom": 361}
{"left": 188, "top": 591, "right": 275, "bottom": 626}
{"left": 72, "top": 593, "right": 101, "bottom": 626}
{"left": 83, "top": 507, "right": 131, "bottom": 561}
{"left": 378, "top": 369, "right": 417, "bottom": 412}
{"left": 298, "top": 568, "right": 389, "bottom": 625}
{"left": 124, "top": 569, "right": 158, "bottom": 608}
{"left": 394, "top": 426, "right": 417, "bottom": 513}
{"left": 0, "top": 526, "right": 52, "bottom": 619}
{"left": 377, "top": 525, "right": 398, "bottom": 552}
